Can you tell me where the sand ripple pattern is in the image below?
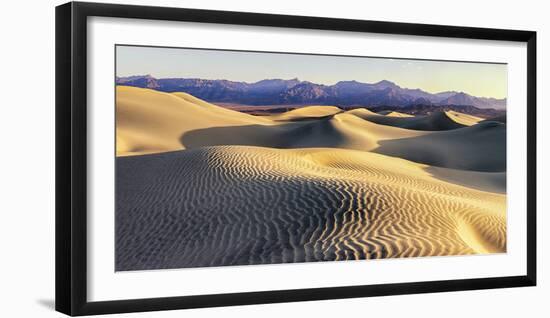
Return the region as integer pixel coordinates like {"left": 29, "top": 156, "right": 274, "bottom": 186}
{"left": 116, "top": 146, "right": 506, "bottom": 271}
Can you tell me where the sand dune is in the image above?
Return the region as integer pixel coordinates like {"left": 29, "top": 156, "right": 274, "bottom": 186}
{"left": 279, "top": 112, "right": 424, "bottom": 150}
{"left": 378, "top": 110, "right": 414, "bottom": 117}
{"left": 116, "top": 86, "right": 273, "bottom": 156}
{"left": 482, "top": 114, "right": 507, "bottom": 124}
{"left": 375, "top": 121, "right": 506, "bottom": 172}
{"left": 444, "top": 111, "right": 484, "bottom": 126}
{"left": 116, "top": 146, "right": 506, "bottom": 270}
{"left": 346, "top": 109, "right": 483, "bottom": 131}
{"left": 266, "top": 105, "right": 342, "bottom": 121}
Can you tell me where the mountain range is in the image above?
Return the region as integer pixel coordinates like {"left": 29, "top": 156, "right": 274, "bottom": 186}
{"left": 116, "top": 75, "right": 506, "bottom": 109}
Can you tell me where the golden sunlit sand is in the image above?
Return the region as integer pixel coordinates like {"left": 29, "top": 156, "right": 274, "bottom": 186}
{"left": 115, "top": 86, "right": 506, "bottom": 270}
{"left": 267, "top": 105, "right": 343, "bottom": 121}
{"left": 116, "top": 86, "right": 272, "bottom": 156}
{"left": 378, "top": 110, "right": 414, "bottom": 117}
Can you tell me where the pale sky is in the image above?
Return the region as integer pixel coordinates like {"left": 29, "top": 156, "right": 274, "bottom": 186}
{"left": 116, "top": 45, "right": 507, "bottom": 99}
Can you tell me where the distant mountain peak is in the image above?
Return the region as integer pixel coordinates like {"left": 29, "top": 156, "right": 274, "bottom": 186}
{"left": 372, "top": 80, "right": 399, "bottom": 89}
{"left": 117, "top": 74, "right": 160, "bottom": 89}
{"left": 335, "top": 80, "right": 359, "bottom": 85}
{"left": 374, "top": 79, "right": 396, "bottom": 86}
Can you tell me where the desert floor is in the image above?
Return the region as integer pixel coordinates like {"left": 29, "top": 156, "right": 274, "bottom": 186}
{"left": 115, "top": 86, "right": 506, "bottom": 271}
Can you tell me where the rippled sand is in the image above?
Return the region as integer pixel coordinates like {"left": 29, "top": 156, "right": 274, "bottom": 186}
{"left": 115, "top": 86, "right": 506, "bottom": 271}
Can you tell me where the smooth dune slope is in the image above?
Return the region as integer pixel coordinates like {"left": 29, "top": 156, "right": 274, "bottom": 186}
{"left": 375, "top": 121, "right": 506, "bottom": 172}
{"left": 482, "top": 114, "right": 507, "bottom": 124}
{"left": 116, "top": 86, "right": 273, "bottom": 156}
{"left": 378, "top": 110, "right": 414, "bottom": 117}
{"left": 266, "top": 105, "right": 342, "bottom": 121}
{"left": 444, "top": 110, "right": 484, "bottom": 126}
{"left": 116, "top": 146, "right": 506, "bottom": 270}
{"left": 347, "top": 109, "right": 482, "bottom": 131}
{"left": 278, "top": 112, "right": 425, "bottom": 150}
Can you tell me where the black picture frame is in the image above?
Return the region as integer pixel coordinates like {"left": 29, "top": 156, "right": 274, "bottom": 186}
{"left": 55, "top": 1, "right": 537, "bottom": 316}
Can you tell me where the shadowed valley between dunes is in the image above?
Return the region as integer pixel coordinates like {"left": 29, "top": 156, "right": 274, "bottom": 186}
{"left": 115, "top": 86, "right": 506, "bottom": 271}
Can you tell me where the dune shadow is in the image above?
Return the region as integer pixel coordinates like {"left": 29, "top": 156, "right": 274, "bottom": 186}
{"left": 271, "top": 113, "right": 338, "bottom": 122}
{"left": 179, "top": 117, "right": 339, "bottom": 150}
{"left": 374, "top": 121, "right": 506, "bottom": 172}
{"left": 179, "top": 115, "right": 364, "bottom": 151}
{"left": 349, "top": 110, "right": 479, "bottom": 131}
{"left": 481, "top": 114, "right": 506, "bottom": 124}
{"left": 179, "top": 124, "right": 289, "bottom": 149}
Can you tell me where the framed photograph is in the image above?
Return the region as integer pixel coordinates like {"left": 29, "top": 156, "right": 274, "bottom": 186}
{"left": 55, "top": 1, "right": 536, "bottom": 316}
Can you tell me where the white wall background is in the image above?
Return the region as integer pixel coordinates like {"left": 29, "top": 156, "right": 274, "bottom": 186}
{"left": 0, "top": 0, "right": 546, "bottom": 316}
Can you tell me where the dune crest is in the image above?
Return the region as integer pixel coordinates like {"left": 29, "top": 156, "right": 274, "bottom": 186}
{"left": 444, "top": 110, "right": 484, "bottom": 126}
{"left": 378, "top": 110, "right": 414, "bottom": 117}
{"left": 116, "top": 86, "right": 272, "bottom": 156}
{"left": 267, "top": 105, "right": 342, "bottom": 121}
